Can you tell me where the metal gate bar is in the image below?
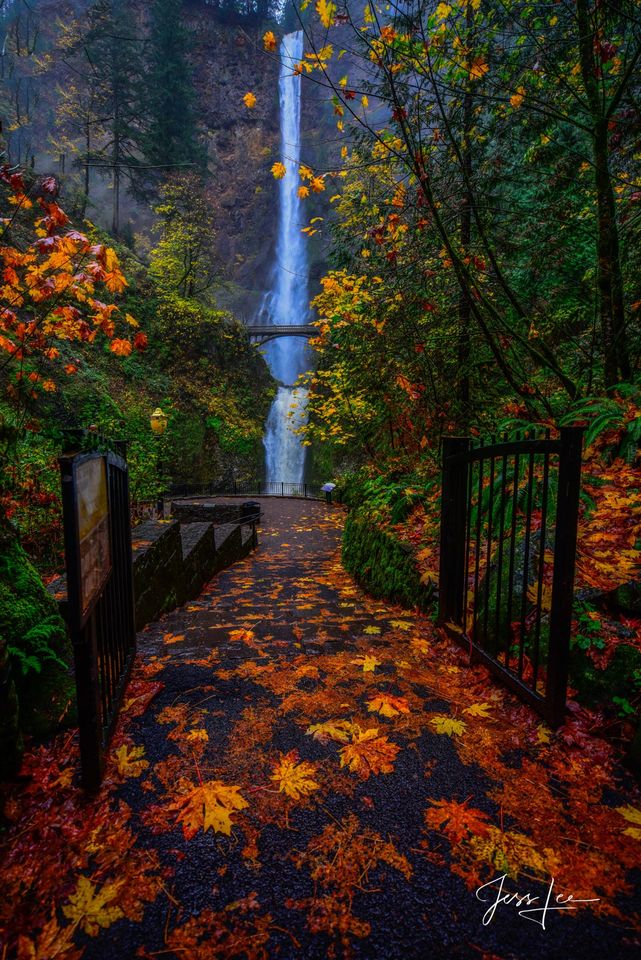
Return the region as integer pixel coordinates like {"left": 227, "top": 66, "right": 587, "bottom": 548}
{"left": 438, "top": 427, "right": 583, "bottom": 727}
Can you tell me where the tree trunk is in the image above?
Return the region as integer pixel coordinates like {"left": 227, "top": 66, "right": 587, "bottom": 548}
{"left": 457, "top": 82, "right": 473, "bottom": 413}
{"left": 576, "top": 0, "right": 630, "bottom": 386}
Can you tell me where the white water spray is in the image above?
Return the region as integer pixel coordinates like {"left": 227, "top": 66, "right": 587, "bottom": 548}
{"left": 260, "top": 31, "right": 310, "bottom": 484}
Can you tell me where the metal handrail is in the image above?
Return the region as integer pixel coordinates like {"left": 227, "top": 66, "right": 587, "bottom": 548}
{"left": 168, "top": 480, "right": 333, "bottom": 501}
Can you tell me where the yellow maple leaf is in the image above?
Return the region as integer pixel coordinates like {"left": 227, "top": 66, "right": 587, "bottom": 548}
{"left": 243, "top": 91, "right": 257, "bottom": 109}
{"left": 271, "top": 754, "right": 320, "bottom": 800}
{"left": 186, "top": 728, "right": 209, "bottom": 743}
{"left": 306, "top": 719, "right": 354, "bottom": 743}
{"left": 114, "top": 744, "right": 149, "bottom": 778}
{"left": 430, "top": 715, "right": 467, "bottom": 736}
{"left": 271, "top": 162, "right": 287, "bottom": 179}
{"left": 363, "top": 625, "right": 381, "bottom": 634}
{"left": 339, "top": 726, "right": 400, "bottom": 778}
{"left": 616, "top": 805, "right": 641, "bottom": 839}
{"left": 436, "top": 2, "right": 452, "bottom": 18}
{"left": 169, "top": 780, "right": 248, "bottom": 838}
{"left": 536, "top": 724, "right": 551, "bottom": 745}
{"left": 389, "top": 620, "right": 412, "bottom": 631}
{"left": 298, "top": 185, "right": 310, "bottom": 199}
{"left": 351, "top": 654, "right": 380, "bottom": 672}
{"left": 367, "top": 693, "right": 410, "bottom": 717}
{"left": 410, "top": 637, "right": 430, "bottom": 655}
{"left": 62, "top": 876, "right": 124, "bottom": 936}
{"left": 464, "top": 702, "right": 493, "bottom": 719}
{"left": 263, "top": 31, "right": 277, "bottom": 52}
{"left": 316, "top": 0, "right": 336, "bottom": 29}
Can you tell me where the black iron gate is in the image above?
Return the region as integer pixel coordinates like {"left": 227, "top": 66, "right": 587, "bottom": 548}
{"left": 438, "top": 427, "right": 583, "bottom": 727}
{"left": 60, "top": 440, "right": 136, "bottom": 790}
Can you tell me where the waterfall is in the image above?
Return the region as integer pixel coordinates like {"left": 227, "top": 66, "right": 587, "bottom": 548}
{"left": 260, "top": 30, "right": 310, "bottom": 485}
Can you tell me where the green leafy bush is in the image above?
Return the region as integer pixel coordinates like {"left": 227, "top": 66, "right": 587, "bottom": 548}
{"left": 0, "top": 526, "right": 75, "bottom": 743}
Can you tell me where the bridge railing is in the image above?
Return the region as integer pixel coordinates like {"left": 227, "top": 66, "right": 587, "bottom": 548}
{"left": 169, "top": 480, "right": 332, "bottom": 501}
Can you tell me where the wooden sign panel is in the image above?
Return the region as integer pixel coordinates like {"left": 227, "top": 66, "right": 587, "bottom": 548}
{"left": 75, "top": 456, "right": 111, "bottom": 617}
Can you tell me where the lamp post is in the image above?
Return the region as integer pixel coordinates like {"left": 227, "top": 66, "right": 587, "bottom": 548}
{"left": 150, "top": 407, "right": 168, "bottom": 516}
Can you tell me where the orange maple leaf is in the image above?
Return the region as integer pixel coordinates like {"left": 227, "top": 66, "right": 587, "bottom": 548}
{"left": 168, "top": 779, "right": 248, "bottom": 838}
{"left": 425, "top": 798, "right": 491, "bottom": 843}
{"left": 339, "top": 726, "right": 400, "bottom": 779}
{"left": 367, "top": 693, "right": 410, "bottom": 717}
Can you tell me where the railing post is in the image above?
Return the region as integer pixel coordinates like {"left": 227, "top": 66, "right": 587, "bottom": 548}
{"left": 546, "top": 426, "right": 583, "bottom": 727}
{"left": 281, "top": 482, "right": 284, "bottom": 497}
{"left": 438, "top": 437, "right": 470, "bottom": 627}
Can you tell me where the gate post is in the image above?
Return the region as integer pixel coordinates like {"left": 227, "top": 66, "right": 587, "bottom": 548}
{"left": 546, "top": 426, "right": 583, "bottom": 726}
{"left": 438, "top": 437, "right": 470, "bottom": 626}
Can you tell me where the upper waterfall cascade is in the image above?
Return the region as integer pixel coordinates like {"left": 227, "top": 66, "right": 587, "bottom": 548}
{"left": 260, "top": 31, "right": 311, "bottom": 485}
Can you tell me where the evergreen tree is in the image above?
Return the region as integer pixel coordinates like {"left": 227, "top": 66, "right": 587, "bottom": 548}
{"left": 138, "top": 0, "right": 203, "bottom": 180}
{"left": 83, "top": 0, "right": 144, "bottom": 235}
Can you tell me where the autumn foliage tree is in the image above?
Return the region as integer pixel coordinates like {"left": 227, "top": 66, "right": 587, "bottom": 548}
{"left": 280, "top": 0, "right": 640, "bottom": 462}
{"left": 0, "top": 166, "right": 146, "bottom": 438}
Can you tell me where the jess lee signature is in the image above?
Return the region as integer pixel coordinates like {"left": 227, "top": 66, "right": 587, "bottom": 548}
{"left": 475, "top": 874, "right": 600, "bottom": 929}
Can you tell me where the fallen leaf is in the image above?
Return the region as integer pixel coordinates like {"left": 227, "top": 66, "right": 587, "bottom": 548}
{"left": 367, "top": 693, "right": 410, "bottom": 717}
{"left": 430, "top": 716, "right": 466, "bottom": 736}
{"left": 464, "top": 702, "right": 493, "bottom": 719}
{"left": 351, "top": 655, "right": 380, "bottom": 673}
{"left": 306, "top": 719, "right": 354, "bottom": 743}
{"left": 271, "top": 753, "right": 320, "bottom": 800}
{"left": 62, "top": 876, "right": 124, "bottom": 936}
{"left": 168, "top": 780, "right": 248, "bottom": 838}
{"left": 339, "top": 726, "right": 400, "bottom": 779}
{"left": 114, "top": 744, "right": 149, "bottom": 778}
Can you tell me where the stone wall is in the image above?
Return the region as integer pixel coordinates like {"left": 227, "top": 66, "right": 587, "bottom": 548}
{"left": 132, "top": 520, "right": 184, "bottom": 631}
{"left": 171, "top": 501, "right": 243, "bottom": 524}
{"left": 49, "top": 518, "right": 257, "bottom": 634}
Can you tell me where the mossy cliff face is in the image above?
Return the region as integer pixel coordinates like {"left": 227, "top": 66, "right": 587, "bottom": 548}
{"left": 0, "top": 520, "right": 74, "bottom": 778}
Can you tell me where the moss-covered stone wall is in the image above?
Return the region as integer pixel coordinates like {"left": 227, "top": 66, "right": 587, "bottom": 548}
{"left": 342, "top": 510, "right": 434, "bottom": 612}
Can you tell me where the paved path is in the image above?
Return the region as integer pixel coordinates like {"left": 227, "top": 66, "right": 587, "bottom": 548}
{"left": 2, "top": 499, "right": 641, "bottom": 960}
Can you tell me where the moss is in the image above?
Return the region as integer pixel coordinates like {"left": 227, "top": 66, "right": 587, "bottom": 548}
{"left": 342, "top": 510, "right": 434, "bottom": 612}
{"left": 0, "top": 523, "right": 75, "bottom": 745}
